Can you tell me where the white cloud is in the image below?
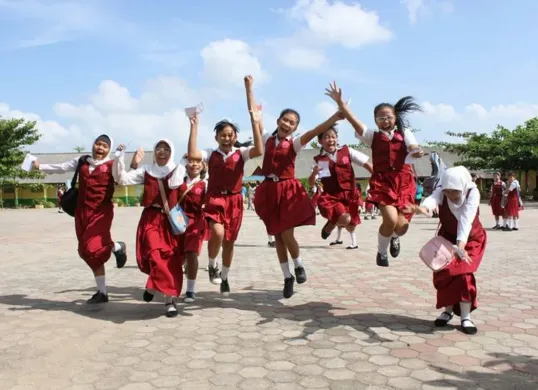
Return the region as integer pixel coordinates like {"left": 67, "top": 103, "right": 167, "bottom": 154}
{"left": 401, "top": 0, "right": 425, "bottom": 24}
{"left": 401, "top": 0, "right": 454, "bottom": 24}
{"left": 201, "top": 39, "right": 269, "bottom": 87}
{"left": 422, "top": 102, "right": 459, "bottom": 122}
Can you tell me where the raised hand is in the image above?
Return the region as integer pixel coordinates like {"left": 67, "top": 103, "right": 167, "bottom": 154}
{"left": 116, "top": 144, "right": 126, "bottom": 152}
{"left": 313, "top": 165, "right": 322, "bottom": 175}
{"left": 133, "top": 147, "right": 144, "bottom": 165}
{"left": 411, "top": 148, "right": 425, "bottom": 158}
{"left": 325, "top": 81, "right": 344, "bottom": 106}
{"left": 189, "top": 114, "right": 199, "bottom": 127}
{"left": 244, "top": 75, "right": 254, "bottom": 88}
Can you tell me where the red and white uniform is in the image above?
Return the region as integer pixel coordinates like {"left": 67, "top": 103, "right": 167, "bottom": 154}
{"left": 504, "top": 179, "right": 522, "bottom": 218}
{"left": 312, "top": 145, "right": 369, "bottom": 226}
{"left": 489, "top": 180, "right": 505, "bottom": 217}
{"left": 40, "top": 157, "right": 116, "bottom": 271}
{"left": 200, "top": 146, "right": 253, "bottom": 241}
{"left": 254, "top": 132, "right": 315, "bottom": 235}
{"left": 423, "top": 187, "right": 486, "bottom": 315}
{"left": 178, "top": 176, "right": 208, "bottom": 255}
{"left": 356, "top": 127, "right": 417, "bottom": 220}
{"left": 311, "top": 183, "right": 322, "bottom": 207}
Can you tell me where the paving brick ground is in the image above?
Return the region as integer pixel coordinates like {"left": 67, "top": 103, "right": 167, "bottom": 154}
{"left": 0, "top": 206, "right": 537, "bottom": 389}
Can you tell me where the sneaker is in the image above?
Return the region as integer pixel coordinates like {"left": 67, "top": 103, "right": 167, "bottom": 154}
{"left": 220, "top": 278, "right": 230, "bottom": 297}
{"left": 376, "top": 252, "right": 389, "bottom": 267}
{"left": 283, "top": 276, "right": 295, "bottom": 299}
{"left": 209, "top": 265, "right": 222, "bottom": 285}
{"left": 86, "top": 291, "right": 108, "bottom": 304}
{"left": 113, "top": 241, "right": 127, "bottom": 268}
{"left": 165, "top": 302, "right": 178, "bottom": 318}
{"left": 143, "top": 290, "right": 154, "bottom": 302}
{"left": 295, "top": 266, "right": 307, "bottom": 284}
{"left": 389, "top": 237, "right": 400, "bottom": 258}
{"left": 184, "top": 291, "right": 196, "bottom": 303}
{"left": 330, "top": 240, "right": 343, "bottom": 246}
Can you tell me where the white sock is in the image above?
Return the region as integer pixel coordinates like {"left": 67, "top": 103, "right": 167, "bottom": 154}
{"left": 268, "top": 235, "right": 274, "bottom": 243}
{"left": 377, "top": 234, "right": 391, "bottom": 255}
{"left": 508, "top": 218, "right": 514, "bottom": 229}
{"left": 95, "top": 275, "right": 107, "bottom": 294}
{"left": 495, "top": 217, "right": 499, "bottom": 225}
{"left": 164, "top": 295, "right": 174, "bottom": 304}
{"left": 349, "top": 232, "right": 357, "bottom": 247}
{"left": 437, "top": 305, "right": 453, "bottom": 321}
{"left": 499, "top": 217, "right": 503, "bottom": 226}
{"left": 292, "top": 257, "right": 303, "bottom": 268}
{"left": 186, "top": 279, "right": 196, "bottom": 293}
{"left": 445, "top": 305, "right": 454, "bottom": 314}
{"left": 336, "top": 227, "right": 343, "bottom": 241}
{"left": 113, "top": 242, "right": 122, "bottom": 252}
{"left": 460, "top": 302, "right": 472, "bottom": 321}
{"left": 280, "top": 262, "right": 292, "bottom": 278}
{"left": 208, "top": 257, "right": 217, "bottom": 268}
{"left": 221, "top": 266, "right": 230, "bottom": 281}
{"left": 515, "top": 218, "right": 519, "bottom": 229}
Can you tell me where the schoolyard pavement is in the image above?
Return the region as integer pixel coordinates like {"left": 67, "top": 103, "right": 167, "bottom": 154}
{"left": 0, "top": 206, "right": 537, "bottom": 390}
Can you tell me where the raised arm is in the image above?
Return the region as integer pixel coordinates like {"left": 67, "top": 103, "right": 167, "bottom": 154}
{"left": 363, "top": 161, "right": 373, "bottom": 174}
{"left": 308, "top": 164, "right": 322, "bottom": 187}
{"left": 33, "top": 157, "right": 79, "bottom": 174}
{"left": 325, "top": 81, "right": 368, "bottom": 138}
{"left": 402, "top": 187, "right": 443, "bottom": 216}
{"left": 130, "top": 147, "right": 145, "bottom": 170}
{"left": 113, "top": 144, "right": 145, "bottom": 186}
{"left": 244, "top": 75, "right": 264, "bottom": 158}
{"left": 299, "top": 112, "right": 343, "bottom": 147}
{"left": 187, "top": 114, "right": 202, "bottom": 159}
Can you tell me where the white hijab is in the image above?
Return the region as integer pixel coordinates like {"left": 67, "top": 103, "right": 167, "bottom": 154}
{"left": 87, "top": 134, "right": 114, "bottom": 166}
{"left": 441, "top": 166, "right": 477, "bottom": 209}
{"left": 145, "top": 139, "right": 177, "bottom": 179}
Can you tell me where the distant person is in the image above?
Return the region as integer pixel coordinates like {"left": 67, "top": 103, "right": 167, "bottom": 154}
{"left": 415, "top": 180, "right": 424, "bottom": 205}
{"left": 57, "top": 185, "right": 65, "bottom": 213}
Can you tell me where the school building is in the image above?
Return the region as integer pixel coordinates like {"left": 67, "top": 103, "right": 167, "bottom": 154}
{"left": 1, "top": 148, "right": 536, "bottom": 208}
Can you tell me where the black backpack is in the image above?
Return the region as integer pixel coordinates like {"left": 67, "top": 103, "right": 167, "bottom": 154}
{"left": 60, "top": 155, "right": 90, "bottom": 217}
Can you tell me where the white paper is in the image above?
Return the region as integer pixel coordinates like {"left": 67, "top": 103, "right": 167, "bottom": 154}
{"left": 185, "top": 102, "right": 204, "bottom": 118}
{"left": 21, "top": 154, "right": 36, "bottom": 172}
{"left": 318, "top": 161, "right": 331, "bottom": 178}
{"left": 405, "top": 149, "right": 421, "bottom": 164}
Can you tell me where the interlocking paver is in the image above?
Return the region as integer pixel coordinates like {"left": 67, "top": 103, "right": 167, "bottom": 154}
{"left": 1, "top": 206, "right": 538, "bottom": 389}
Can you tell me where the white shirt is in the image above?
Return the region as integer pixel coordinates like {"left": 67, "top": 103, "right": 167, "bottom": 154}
{"left": 508, "top": 180, "right": 520, "bottom": 192}
{"left": 262, "top": 131, "right": 303, "bottom": 154}
{"left": 200, "top": 146, "right": 252, "bottom": 164}
{"left": 40, "top": 157, "right": 103, "bottom": 174}
{"left": 114, "top": 156, "right": 186, "bottom": 189}
{"left": 422, "top": 187, "right": 480, "bottom": 243}
{"left": 355, "top": 127, "right": 418, "bottom": 148}
{"left": 310, "top": 146, "right": 369, "bottom": 178}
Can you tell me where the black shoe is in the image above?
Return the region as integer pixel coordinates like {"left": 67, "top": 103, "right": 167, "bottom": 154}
{"left": 346, "top": 245, "right": 358, "bottom": 250}
{"left": 492, "top": 224, "right": 500, "bottom": 230}
{"left": 113, "top": 241, "right": 127, "bottom": 268}
{"left": 330, "top": 240, "right": 343, "bottom": 246}
{"left": 461, "top": 319, "right": 478, "bottom": 335}
{"left": 389, "top": 237, "right": 400, "bottom": 258}
{"left": 220, "top": 278, "right": 230, "bottom": 296}
{"left": 434, "top": 311, "right": 454, "bottom": 327}
{"left": 321, "top": 222, "right": 332, "bottom": 240}
{"left": 283, "top": 276, "right": 295, "bottom": 299}
{"left": 268, "top": 241, "right": 276, "bottom": 247}
{"left": 209, "top": 265, "right": 222, "bottom": 285}
{"left": 371, "top": 215, "right": 377, "bottom": 220}
{"left": 364, "top": 216, "right": 370, "bottom": 220}
{"left": 165, "top": 302, "right": 178, "bottom": 318}
{"left": 86, "top": 291, "right": 108, "bottom": 304}
{"left": 512, "top": 227, "right": 519, "bottom": 231}
{"left": 184, "top": 291, "right": 196, "bottom": 303}
{"left": 143, "top": 290, "right": 154, "bottom": 302}
{"left": 502, "top": 226, "right": 511, "bottom": 231}
{"left": 295, "top": 266, "right": 307, "bottom": 284}
{"left": 376, "top": 253, "right": 389, "bottom": 267}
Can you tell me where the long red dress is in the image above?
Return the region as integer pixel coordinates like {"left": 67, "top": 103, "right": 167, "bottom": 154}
{"left": 314, "top": 146, "right": 361, "bottom": 226}
{"left": 75, "top": 160, "right": 115, "bottom": 271}
{"left": 254, "top": 135, "right": 315, "bottom": 235}
{"left": 490, "top": 180, "right": 504, "bottom": 217}
{"left": 136, "top": 171, "right": 183, "bottom": 297}
{"left": 204, "top": 150, "right": 244, "bottom": 241}
{"left": 178, "top": 179, "right": 207, "bottom": 255}
{"left": 433, "top": 191, "right": 487, "bottom": 315}
{"left": 368, "top": 130, "right": 416, "bottom": 221}
{"left": 504, "top": 184, "right": 520, "bottom": 218}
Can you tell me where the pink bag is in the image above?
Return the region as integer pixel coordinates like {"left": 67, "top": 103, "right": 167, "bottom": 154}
{"left": 419, "top": 236, "right": 455, "bottom": 272}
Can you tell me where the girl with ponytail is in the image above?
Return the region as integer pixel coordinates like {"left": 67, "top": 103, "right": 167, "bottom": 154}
{"left": 326, "top": 82, "right": 424, "bottom": 268}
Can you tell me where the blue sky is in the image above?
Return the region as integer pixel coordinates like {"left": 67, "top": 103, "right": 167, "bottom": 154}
{"left": 1, "top": 0, "right": 537, "bottom": 153}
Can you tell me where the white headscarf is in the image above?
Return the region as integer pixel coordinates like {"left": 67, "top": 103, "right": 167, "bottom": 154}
{"left": 441, "top": 166, "right": 477, "bottom": 208}
{"left": 145, "top": 139, "right": 177, "bottom": 179}
{"left": 87, "top": 134, "right": 114, "bottom": 166}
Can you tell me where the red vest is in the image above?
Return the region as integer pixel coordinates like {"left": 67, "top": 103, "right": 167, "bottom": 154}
{"left": 492, "top": 181, "right": 504, "bottom": 197}
{"left": 371, "top": 130, "right": 411, "bottom": 173}
{"left": 261, "top": 136, "right": 297, "bottom": 179}
{"left": 179, "top": 179, "right": 206, "bottom": 218}
{"left": 207, "top": 150, "right": 244, "bottom": 195}
{"left": 439, "top": 190, "right": 483, "bottom": 244}
{"left": 141, "top": 171, "right": 178, "bottom": 208}
{"left": 77, "top": 160, "right": 115, "bottom": 209}
{"left": 313, "top": 145, "right": 355, "bottom": 193}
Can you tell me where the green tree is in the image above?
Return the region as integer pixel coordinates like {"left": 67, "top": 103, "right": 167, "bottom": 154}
{"left": 0, "top": 117, "right": 43, "bottom": 187}
{"left": 73, "top": 146, "right": 85, "bottom": 152}
{"left": 427, "top": 117, "right": 538, "bottom": 172}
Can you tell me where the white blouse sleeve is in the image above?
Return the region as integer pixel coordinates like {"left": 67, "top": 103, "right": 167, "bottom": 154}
{"left": 403, "top": 128, "right": 419, "bottom": 147}
{"left": 354, "top": 128, "right": 375, "bottom": 146}
{"left": 39, "top": 157, "right": 79, "bottom": 174}
{"left": 114, "top": 154, "right": 145, "bottom": 185}
{"left": 200, "top": 148, "right": 213, "bottom": 163}
{"left": 422, "top": 187, "right": 443, "bottom": 213}
{"left": 457, "top": 187, "right": 480, "bottom": 243}
{"left": 168, "top": 162, "right": 187, "bottom": 189}
{"left": 508, "top": 181, "right": 518, "bottom": 191}
{"left": 240, "top": 147, "right": 252, "bottom": 162}
{"left": 348, "top": 148, "right": 369, "bottom": 165}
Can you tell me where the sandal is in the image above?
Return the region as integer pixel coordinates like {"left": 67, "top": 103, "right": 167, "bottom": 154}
{"left": 434, "top": 311, "right": 454, "bottom": 327}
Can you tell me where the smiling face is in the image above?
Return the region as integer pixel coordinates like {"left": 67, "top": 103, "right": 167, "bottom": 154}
{"left": 374, "top": 106, "right": 396, "bottom": 131}
{"left": 215, "top": 125, "right": 238, "bottom": 154}
{"left": 319, "top": 128, "right": 338, "bottom": 153}
{"left": 92, "top": 140, "right": 110, "bottom": 160}
{"left": 494, "top": 173, "right": 500, "bottom": 182}
{"left": 276, "top": 111, "right": 299, "bottom": 139}
{"left": 443, "top": 189, "right": 462, "bottom": 203}
{"left": 186, "top": 158, "right": 203, "bottom": 178}
{"left": 154, "top": 141, "right": 172, "bottom": 167}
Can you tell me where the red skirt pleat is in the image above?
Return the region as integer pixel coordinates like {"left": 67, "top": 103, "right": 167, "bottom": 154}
{"left": 203, "top": 193, "right": 244, "bottom": 242}
{"left": 368, "top": 170, "right": 416, "bottom": 221}
{"left": 75, "top": 203, "right": 114, "bottom": 271}
{"left": 317, "top": 190, "right": 361, "bottom": 226}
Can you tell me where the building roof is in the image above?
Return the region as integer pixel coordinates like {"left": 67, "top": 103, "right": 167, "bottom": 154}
{"left": 19, "top": 147, "right": 492, "bottom": 185}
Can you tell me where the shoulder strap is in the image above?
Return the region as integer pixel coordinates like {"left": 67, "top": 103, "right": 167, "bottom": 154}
{"left": 70, "top": 155, "right": 90, "bottom": 188}
{"left": 178, "top": 180, "right": 198, "bottom": 205}
{"left": 157, "top": 179, "right": 171, "bottom": 216}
